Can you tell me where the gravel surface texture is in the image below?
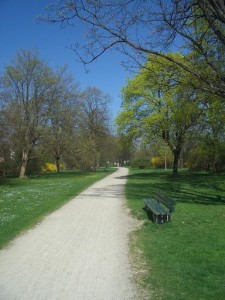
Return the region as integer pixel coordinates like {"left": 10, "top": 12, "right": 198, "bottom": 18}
{"left": 0, "top": 167, "right": 137, "bottom": 300}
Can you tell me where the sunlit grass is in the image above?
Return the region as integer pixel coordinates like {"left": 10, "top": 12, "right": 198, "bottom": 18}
{"left": 126, "top": 168, "right": 225, "bottom": 299}
{"left": 0, "top": 169, "right": 115, "bottom": 249}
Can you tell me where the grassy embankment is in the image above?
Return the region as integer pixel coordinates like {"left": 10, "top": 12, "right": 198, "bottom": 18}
{"left": 126, "top": 168, "right": 225, "bottom": 300}
{"left": 0, "top": 169, "right": 114, "bottom": 249}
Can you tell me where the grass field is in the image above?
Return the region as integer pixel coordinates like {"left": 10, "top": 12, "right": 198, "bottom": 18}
{"left": 126, "top": 168, "right": 225, "bottom": 300}
{"left": 0, "top": 169, "right": 114, "bottom": 249}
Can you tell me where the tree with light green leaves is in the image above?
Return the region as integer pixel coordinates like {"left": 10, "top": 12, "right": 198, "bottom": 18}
{"left": 117, "top": 53, "right": 203, "bottom": 176}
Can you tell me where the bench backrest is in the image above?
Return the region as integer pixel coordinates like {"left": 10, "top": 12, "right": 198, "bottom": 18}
{"left": 154, "top": 192, "right": 176, "bottom": 212}
{"left": 144, "top": 199, "right": 169, "bottom": 215}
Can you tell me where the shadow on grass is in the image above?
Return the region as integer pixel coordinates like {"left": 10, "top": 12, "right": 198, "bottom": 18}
{"left": 126, "top": 169, "right": 225, "bottom": 206}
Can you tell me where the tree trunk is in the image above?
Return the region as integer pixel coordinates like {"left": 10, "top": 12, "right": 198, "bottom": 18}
{"left": 172, "top": 149, "right": 181, "bottom": 177}
{"left": 0, "top": 169, "right": 6, "bottom": 178}
{"left": 55, "top": 156, "right": 60, "bottom": 173}
{"left": 164, "top": 153, "right": 167, "bottom": 170}
{"left": 19, "top": 150, "right": 29, "bottom": 178}
{"left": 162, "top": 130, "right": 183, "bottom": 177}
{"left": 211, "top": 155, "right": 218, "bottom": 173}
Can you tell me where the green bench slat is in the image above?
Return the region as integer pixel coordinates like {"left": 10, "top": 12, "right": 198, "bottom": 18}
{"left": 144, "top": 199, "right": 169, "bottom": 215}
{"left": 154, "top": 192, "right": 176, "bottom": 212}
{"left": 144, "top": 192, "right": 176, "bottom": 223}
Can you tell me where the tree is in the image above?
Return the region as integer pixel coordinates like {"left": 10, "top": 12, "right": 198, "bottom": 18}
{"left": 42, "top": 0, "right": 225, "bottom": 96}
{"left": 116, "top": 134, "right": 132, "bottom": 166}
{"left": 42, "top": 68, "right": 80, "bottom": 172}
{"left": 79, "top": 87, "right": 112, "bottom": 168}
{"left": 0, "top": 49, "right": 56, "bottom": 178}
{"left": 117, "top": 54, "right": 202, "bottom": 176}
{"left": 0, "top": 109, "right": 11, "bottom": 177}
{"left": 188, "top": 98, "right": 225, "bottom": 172}
{"left": 151, "top": 139, "right": 173, "bottom": 170}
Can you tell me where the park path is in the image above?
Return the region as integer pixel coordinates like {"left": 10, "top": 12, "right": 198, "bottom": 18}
{"left": 0, "top": 167, "right": 137, "bottom": 300}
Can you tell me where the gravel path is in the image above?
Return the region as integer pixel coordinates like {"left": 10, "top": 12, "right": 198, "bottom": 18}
{"left": 0, "top": 167, "right": 137, "bottom": 300}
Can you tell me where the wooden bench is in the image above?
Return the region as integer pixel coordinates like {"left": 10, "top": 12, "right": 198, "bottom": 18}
{"left": 144, "top": 192, "right": 176, "bottom": 224}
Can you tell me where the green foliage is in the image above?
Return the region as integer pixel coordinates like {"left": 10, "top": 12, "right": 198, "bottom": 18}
{"left": 131, "top": 158, "right": 151, "bottom": 169}
{"left": 117, "top": 53, "right": 202, "bottom": 176}
{"left": 186, "top": 98, "right": 225, "bottom": 172}
{"left": 126, "top": 169, "right": 225, "bottom": 299}
{"left": 187, "top": 137, "right": 225, "bottom": 172}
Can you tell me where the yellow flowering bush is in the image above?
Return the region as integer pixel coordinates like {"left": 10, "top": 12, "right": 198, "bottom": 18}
{"left": 42, "top": 163, "right": 57, "bottom": 172}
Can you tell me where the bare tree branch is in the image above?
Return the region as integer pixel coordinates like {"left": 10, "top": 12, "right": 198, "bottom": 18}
{"left": 40, "top": 0, "right": 225, "bottom": 96}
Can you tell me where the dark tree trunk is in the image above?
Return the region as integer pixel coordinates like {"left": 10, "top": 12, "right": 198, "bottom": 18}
{"left": 55, "top": 156, "right": 60, "bottom": 173}
{"left": 19, "top": 150, "right": 29, "bottom": 178}
{"left": 172, "top": 148, "right": 181, "bottom": 177}
{"left": 162, "top": 130, "right": 183, "bottom": 177}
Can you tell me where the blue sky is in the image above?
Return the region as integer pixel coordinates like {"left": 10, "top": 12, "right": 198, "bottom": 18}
{"left": 0, "top": 0, "right": 130, "bottom": 120}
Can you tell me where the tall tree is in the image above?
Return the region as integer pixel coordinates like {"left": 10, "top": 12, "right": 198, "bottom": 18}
{"left": 42, "top": 68, "right": 80, "bottom": 172}
{"left": 0, "top": 49, "right": 56, "bottom": 178}
{"left": 79, "top": 87, "right": 111, "bottom": 168}
{"left": 117, "top": 54, "right": 202, "bottom": 176}
{"left": 196, "top": 98, "right": 225, "bottom": 172}
{"left": 0, "top": 110, "right": 10, "bottom": 177}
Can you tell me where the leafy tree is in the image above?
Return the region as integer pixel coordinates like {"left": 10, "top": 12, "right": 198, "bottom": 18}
{"left": 150, "top": 139, "right": 173, "bottom": 170}
{"left": 205, "top": 99, "right": 225, "bottom": 172}
{"left": 0, "top": 49, "right": 56, "bottom": 178}
{"left": 117, "top": 54, "right": 202, "bottom": 176}
{"left": 187, "top": 99, "right": 225, "bottom": 172}
{"left": 115, "top": 134, "right": 132, "bottom": 166}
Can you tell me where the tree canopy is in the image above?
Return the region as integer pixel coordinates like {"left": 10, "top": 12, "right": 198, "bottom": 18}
{"left": 116, "top": 53, "right": 223, "bottom": 175}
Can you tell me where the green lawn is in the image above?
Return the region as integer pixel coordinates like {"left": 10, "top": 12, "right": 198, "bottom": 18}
{"left": 0, "top": 169, "right": 114, "bottom": 249}
{"left": 126, "top": 168, "right": 225, "bottom": 300}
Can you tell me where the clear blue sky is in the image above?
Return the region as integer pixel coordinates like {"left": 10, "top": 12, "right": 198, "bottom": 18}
{"left": 0, "top": 0, "right": 130, "bottom": 120}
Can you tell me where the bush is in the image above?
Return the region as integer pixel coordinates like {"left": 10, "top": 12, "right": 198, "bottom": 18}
{"left": 151, "top": 156, "right": 165, "bottom": 168}
{"left": 42, "top": 162, "right": 57, "bottom": 172}
{"left": 131, "top": 158, "right": 151, "bottom": 169}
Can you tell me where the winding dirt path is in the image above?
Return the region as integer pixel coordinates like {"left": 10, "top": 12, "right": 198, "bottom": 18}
{"left": 0, "top": 167, "right": 137, "bottom": 300}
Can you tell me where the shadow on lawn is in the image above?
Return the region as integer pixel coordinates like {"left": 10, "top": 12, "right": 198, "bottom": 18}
{"left": 126, "top": 170, "right": 225, "bottom": 206}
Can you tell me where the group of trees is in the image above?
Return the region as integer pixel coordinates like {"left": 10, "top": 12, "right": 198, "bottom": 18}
{"left": 0, "top": 50, "right": 118, "bottom": 178}
{"left": 2, "top": 1, "right": 225, "bottom": 177}
{"left": 116, "top": 53, "right": 225, "bottom": 175}
{"left": 40, "top": 0, "right": 225, "bottom": 176}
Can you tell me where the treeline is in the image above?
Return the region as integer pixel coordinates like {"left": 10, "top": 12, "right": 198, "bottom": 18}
{"left": 0, "top": 49, "right": 118, "bottom": 178}
{"left": 40, "top": 0, "right": 225, "bottom": 176}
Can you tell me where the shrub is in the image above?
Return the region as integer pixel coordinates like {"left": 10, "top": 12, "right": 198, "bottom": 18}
{"left": 42, "top": 162, "right": 57, "bottom": 172}
{"left": 151, "top": 156, "right": 165, "bottom": 168}
{"left": 131, "top": 158, "right": 151, "bottom": 169}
